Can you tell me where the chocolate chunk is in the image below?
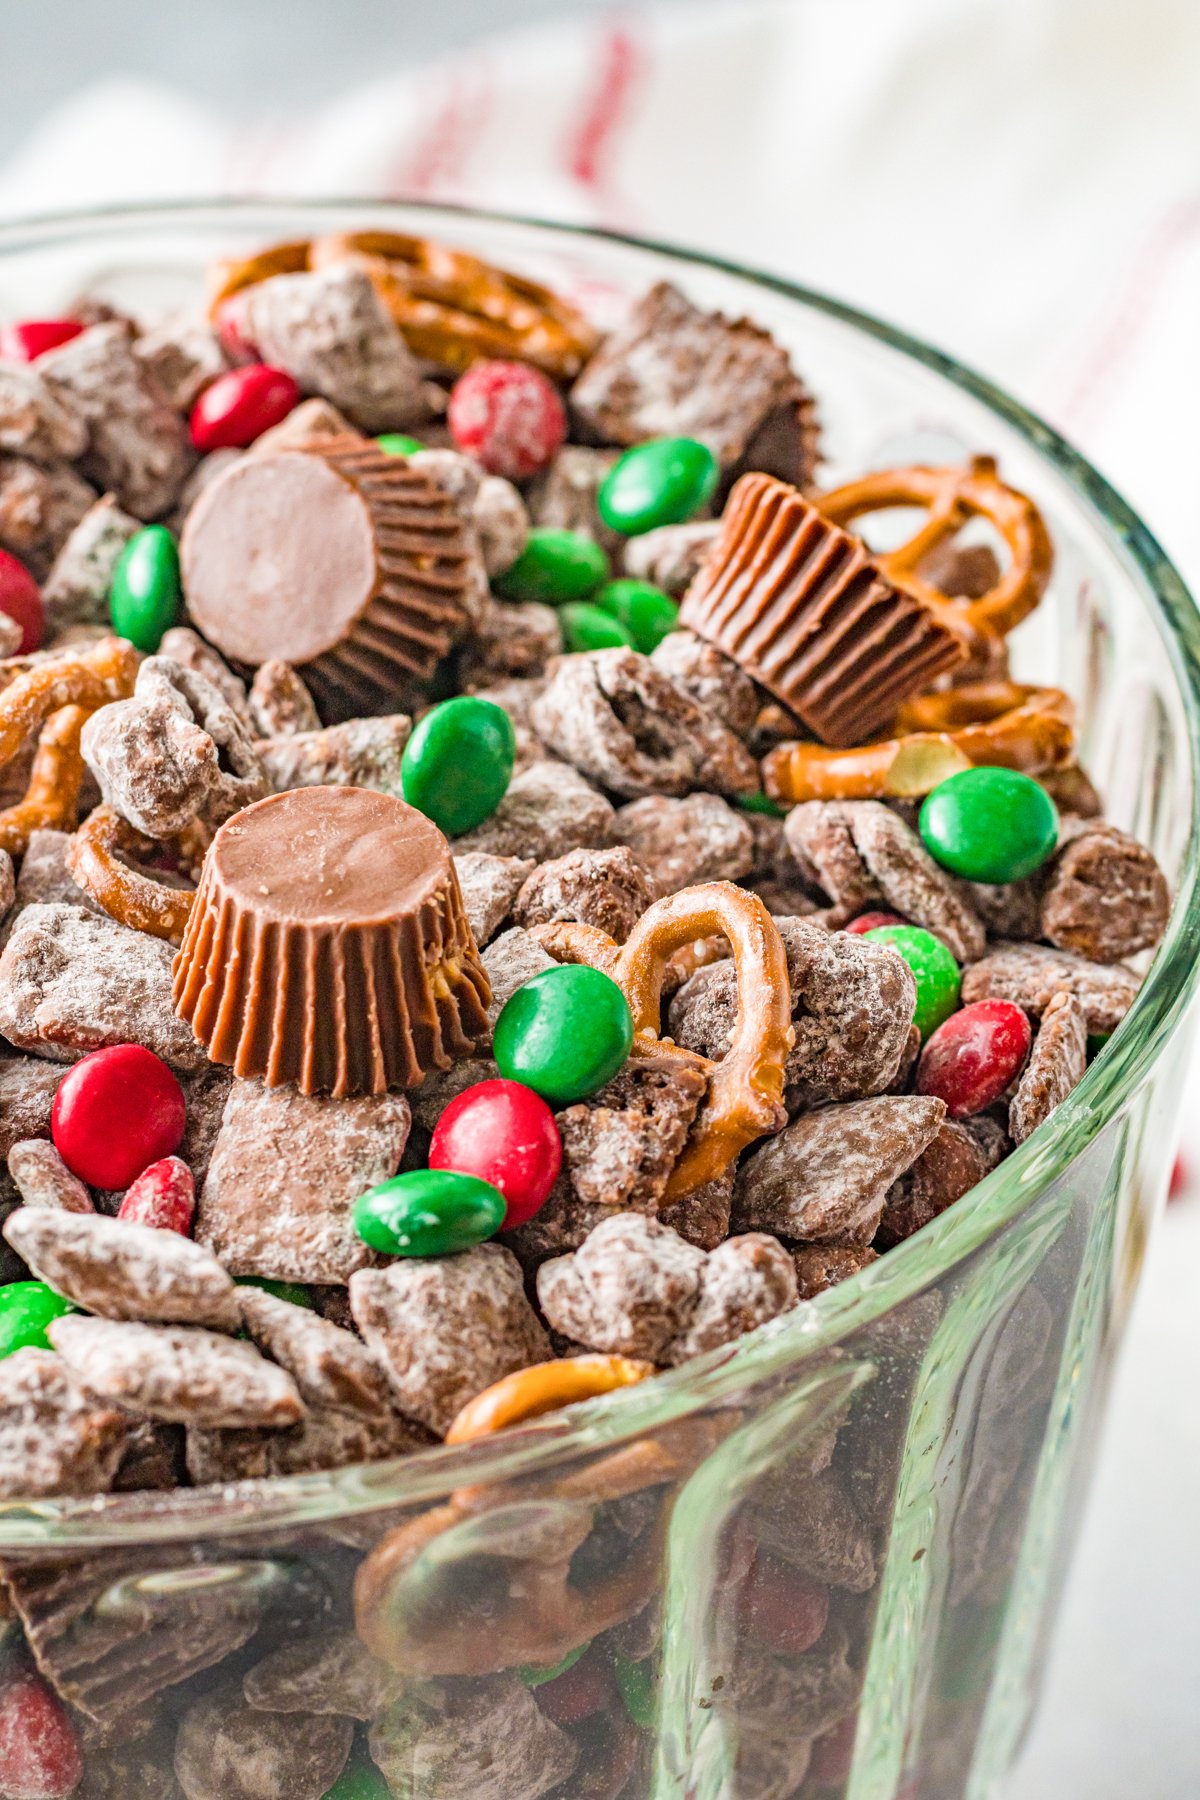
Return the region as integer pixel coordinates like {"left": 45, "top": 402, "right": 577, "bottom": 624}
{"left": 4, "top": 1210, "right": 240, "bottom": 1328}
{"left": 876, "top": 1118, "right": 995, "bottom": 1247}
{"left": 0, "top": 455, "right": 95, "bottom": 579}
{"left": 49, "top": 1317, "right": 305, "bottom": 1430}
{"left": 196, "top": 1078, "right": 411, "bottom": 1284}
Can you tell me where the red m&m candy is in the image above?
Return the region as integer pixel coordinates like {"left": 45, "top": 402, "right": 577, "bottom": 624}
{"left": 739, "top": 1552, "right": 830, "bottom": 1656}
{"left": 117, "top": 1155, "right": 196, "bottom": 1235}
{"left": 844, "top": 910, "right": 908, "bottom": 936}
{"left": 428, "top": 1077, "right": 562, "bottom": 1229}
{"left": 916, "top": 999, "right": 1032, "bottom": 1117}
{"left": 447, "top": 359, "right": 566, "bottom": 480}
{"left": 0, "top": 1669, "right": 82, "bottom": 1799}
{"left": 0, "top": 548, "right": 43, "bottom": 654}
{"left": 190, "top": 364, "right": 300, "bottom": 452}
{"left": 0, "top": 319, "right": 84, "bottom": 362}
{"left": 52, "top": 1045, "right": 186, "bottom": 1190}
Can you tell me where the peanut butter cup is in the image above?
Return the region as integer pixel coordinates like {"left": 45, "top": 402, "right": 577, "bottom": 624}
{"left": 180, "top": 436, "right": 474, "bottom": 717}
{"left": 173, "top": 785, "right": 490, "bottom": 1097}
{"left": 679, "top": 472, "right": 966, "bottom": 746}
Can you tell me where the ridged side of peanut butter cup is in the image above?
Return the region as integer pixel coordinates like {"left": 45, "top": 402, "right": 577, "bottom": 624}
{"left": 680, "top": 473, "right": 965, "bottom": 746}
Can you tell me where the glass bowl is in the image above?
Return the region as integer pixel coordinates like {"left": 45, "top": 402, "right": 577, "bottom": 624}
{"left": 0, "top": 201, "right": 1197, "bottom": 1800}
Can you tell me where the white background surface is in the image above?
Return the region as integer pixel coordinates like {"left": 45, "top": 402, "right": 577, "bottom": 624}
{"left": 1, "top": 2, "right": 1197, "bottom": 1792}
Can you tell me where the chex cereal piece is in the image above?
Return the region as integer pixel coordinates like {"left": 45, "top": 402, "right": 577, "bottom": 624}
{"left": 877, "top": 1118, "right": 1001, "bottom": 1248}
{"left": 525, "top": 443, "right": 621, "bottom": 548}
{"left": 185, "top": 1401, "right": 426, "bottom": 1482}
{"left": 49, "top": 1316, "right": 305, "bottom": 1429}
{"left": 411, "top": 447, "right": 529, "bottom": 578}
{"left": 173, "top": 1681, "right": 353, "bottom": 1800}
{"left": 556, "top": 1051, "right": 707, "bottom": 1211}
{"left": 612, "top": 793, "right": 754, "bottom": 894}
{"left": 531, "top": 649, "right": 757, "bottom": 799}
{"left": 734, "top": 1095, "right": 946, "bottom": 1244}
{"left": 4, "top": 1210, "right": 239, "bottom": 1327}
{"left": 369, "top": 1674, "right": 577, "bottom": 1800}
{"left": 7, "top": 1139, "right": 93, "bottom": 1213}
{"left": 112, "top": 1415, "right": 186, "bottom": 1490}
{"left": 0, "top": 1056, "right": 63, "bottom": 1160}
{"left": 0, "top": 362, "right": 87, "bottom": 462}
{"left": 0, "top": 902, "right": 208, "bottom": 1068}
{"left": 649, "top": 627, "right": 758, "bottom": 740}
{"left": 40, "top": 496, "right": 141, "bottom": 635}
{"left": 0, "top": 1348, "right": 130, "bottom": 1497}
{"left": 0, "top": 454, "right": 96, "bottom": 580}
{"left": 408, "top": 1057, "right": 500, "bottom": 1134}
{"left": 197, "top": 1081, "right": 411, "bottom": 1284}
{"left": 1009, "top": 991, "right": 1088, "bottom": 1145}
{"left": 663, "top": 1233, "right": 797, "bottom": 1360}
{"left": 1040, "top": 820, "right": 1170, "bottom": 962}
{"left": 82, "top": 656, "right": 266, "bottom": 838}
{"left": 1, "top": 830, "right": 103, "bottom": 941}
{"left": 457, "top": 597, "right": 562, "bottom": 688}
{"left": 960, "top": 941, "right": 1140, "bottom": 1034}
{"left": 254, "top": 714, "right": 412, "bottom": 797}
{"left": 246, "top": 660, "right": 320, "bottom": 738}
{"left": 453, "top": 851, "right": 534, "bottom": 946}
{"left": 479, "top": 927, "right": 557, "bottom": 1042}
{"left": 158, "top": 626, "right": 253, "bottom": 726}
{"left": 753, "top": 1472, "right": 878, "bottom": 1595}
{"left": 659, "top": 1168, "right": 735, "bottom": 1250}
{"left": 243, "top": 1628, "right": 407, "bottom": 1718}
{"left": 134, "top": 310, "right": 229, "bottom": 410}
{"left": 237, "top": 1287, "right": 396, "bottom": 1419}
{"left": 967, "top": 871, "right": 1044, "bottom": 941}
{"left": 350, "top": 1243, "right": 551, "bottom": 1435}
{"left": 513, "top": 845, "right": 657, "bottom": 941}
{"left": 630, "top": 522, "right": 723, "bottom": 598}
{"left": 39, "top": 322, "right": 194, "bottom": 518}
{"left": 61, "top": 1724, "right": 181, "bottom": 1797}
{"left": 792, "top": 1243, "right": 879, "bottom": 1299}
{"left": 452, "top": 760, "right": 614, "bottom": 863}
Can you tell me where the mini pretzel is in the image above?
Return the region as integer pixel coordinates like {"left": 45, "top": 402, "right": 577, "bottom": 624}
{"left": 310, "top": 231, "right": 600, "bottom": 377}
{"left": 446, "top": 1354, "right": 654, "bottom": 1445}
{"left": 68, "top": 806, "right": 196, "bottom": 944}
{"left": 531, "top": 881, "right": 793, "bottom": 1199}
{"left": 0, "top": 706, "right": 90, "bottom": 858}
{"left": 0, "top": 638, "right": 138, "bottom": 769}
{"left": 816, "top": 455, "right": 1053, "bottom": 652}
{"left": 207, "top": 239, "right": 312, "bottom": 316}
{"left": 762, "top": 683, "right": 1075, "bottom": 804}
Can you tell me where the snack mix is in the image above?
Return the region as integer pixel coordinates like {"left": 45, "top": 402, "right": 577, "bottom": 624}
{"left": 0, "top": 229, "right": 1172, "bottom": 1800}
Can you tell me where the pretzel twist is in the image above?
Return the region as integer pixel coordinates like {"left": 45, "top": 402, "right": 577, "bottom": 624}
{"left": 0, "top": 706, "right": 91, "bottom": 858}
{"left": 816, "top": 456, "right": 1054, "bottom": 652}
{"left": 68, "top": 806, "right": 196, "bottom": 945}
{"left": 446, "top": 1355, "right": 655, "bottom": 1445}
{"left": 0, "top": 638, "right": 138, "bottom": 769}
{"left": 531, "top": 881, "right": 793, "bottom": 1199}
{"left": 762, "top": 683, "right": 1075, "bottom": 804}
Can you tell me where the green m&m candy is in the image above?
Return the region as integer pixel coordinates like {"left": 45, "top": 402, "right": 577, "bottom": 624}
{"left": 236, "top": 1277, "right": 313, "bottom": 1309}
{"left": 594, "top": 579, "right": 679, "bottom": 653}
{"left": 375, "top": 433, "right": 425, "bottom": 457}
{"left": 614, "top": 1652, "right": 658, "bottom": 1729}
{"left": 494, "top": 528, "right": 610, "bottom": 605}
{"left": 518, "top": 1641, "right": 589, "bottom": 1688}
{"left": 401, "top": 696, "right": 516, "bottom": 836}
{"left": 735, "top": 790, "right": 787, "bottom": 819}
{"left": 559, "top": 602, "right": 634, "bottom": 654}
{"left": 320, "top": 1757, "right": 392, "bottom": 1800}
{"left": 353, "top": 1169, "right": 506, "bottom": 1258}
{"left": 919, "top": 767, "right": 1059, "bottom": 884}
{"left": 865, "top": 925, "right": 961, "bottom": 1040}
{"left": 597, "top": 437, "right": 719, "bottom": 537}
{"left": 493, "top": 964, "right": 634, "bottom": 1105}
{"left": 109, "top": 524, "right": 181, "bottom": 652}
{"left": 0, "top": 1282, "right": 74, "bottom": 1359}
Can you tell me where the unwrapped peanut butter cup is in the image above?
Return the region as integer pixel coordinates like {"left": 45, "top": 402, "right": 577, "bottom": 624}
{"left": 173, "top": 785, "right": 490, "bottom": 1097}
{"left": 180, "top": 435, "right": 474, "bottom": 718}
{"left": 679, "top": 473, "right": 966, "bottom": 746}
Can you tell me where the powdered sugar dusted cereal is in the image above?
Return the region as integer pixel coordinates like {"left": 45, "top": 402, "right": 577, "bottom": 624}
{"left": 0, "top": 1347, "right": 130, "bottom": 1497}
{"left": 1039, "top": 820, "right": 1170, "bottom": 962}
{"left": 7, "top": 1138, "right": 93, "bottom": 1213}
{"left": 246, "top": 659, "right": 320, "bottom": 738}
{"left": 513, "top": 844, "right": 658, "bottom": 940}
{"left": 556, "top": 1050, "right": 707, "bottom": 1211}
{"left": 254, "top": 713, "right": 412, "bottom": 795}
{"left": 1008, "top": 990, "right": 1088, "bottom": 1145}
{"left": 173, "top": 1681, "right": 353, "bottom": 1800}
{"left": 960, "top": 941, "right": 1140, "bottom": 1034}
{"left": 49, "top": 1315, "right": 305, "bottom": 1429}
{"left": 613, "top": 792, "right": 753, "bottom": 893}
{"left": 453, "top": 851, "right": 534, "bottom": 946}
{"left": 4, "top": 1209, "right": 240, "bottom": 1327}
{"left": 455, "top": 759, "right": 614, "bottom": 863}
{"left": 40, "top": 495, "right": 141, "bottom": 634}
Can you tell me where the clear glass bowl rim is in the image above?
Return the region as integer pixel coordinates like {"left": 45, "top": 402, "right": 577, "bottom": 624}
{"left": 1, "top": 196, "right": 1198, "bottom": 1547}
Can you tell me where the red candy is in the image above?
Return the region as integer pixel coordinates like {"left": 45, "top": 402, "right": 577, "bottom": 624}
{"left": 447, "top": 359, "right": 567, "bottom": 480}
{"left": 844, "top": 910, "right": 908, "bottom": 936}
{"left": 0, "top": 549, "right": 43, "bottom": 654}
{"left": 52, "top": 1044, "right": 186, "bottom": 1191}
{"left": 117, "top": 1155, "right": 196, "bottom": 1235}
{"left": 916, "top": 999, "right": 1032, "bottom": 1117}
{"left": 428, "top": 1077, "right": 561, "bottom": 1229}
{"left": 808, "top": 1712, "right": 859, "bottom": 1786}
{"left": 0, "top": 1671, "right": 82, "bottom": 1799}
{"left": 534, "top": 1650, "right": 614, "bottom": 1726}
{"left": 0, "top": 319, "right": 84, "bottom": 363}
{"left": 190, "top": 364, "right": 300, "bottom": 452}
{"left": 739, "top": 1553, "right": 830, "bottom": 1656}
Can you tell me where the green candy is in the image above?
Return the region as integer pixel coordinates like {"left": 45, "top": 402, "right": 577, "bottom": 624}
{"left": 864, "top": 925, "right": 961, "bottom": 1039}
{"left": 375, "top": 433, "right": 425, "bottom": 456}
{"left": 235, "top": 1277, "right": 313, "bottom": 1309}
{"left": 594, "top": 579, "right": 679, "bottom": 653}
{"left": 353, "top": 1169, "right": 507, "bottom": 1258}
{"left": 735, "top": 791, "right": 788, "bottom": 819}
{"left": 109, "top": 524, "right": 181, "bottom": 652}
{"left": 1087, "top": 1032, "right": 1111, "bottom": 1061}
{"left": 517, "top": 1642, "right": 589, "bottom": 1688}
{"left": 919, "top": 767, "right": 1059, "bottom": 884}
{"left": 320, "top": 1759, "right": 392, "bottom": 1800}
{"left": 0, "top": 1282, "right": 75, "bottom": 1359}
{"left": 401, "top": 696, "right": 516, "bottom": 836}
{"left": 597, "top": 437, "right": 719, "bottom": 537}
{"left": 494, "top": 529, "right": 610, "bottom": 605}
{"left": 494, "top": 964, "right": 633, "bottom": 1105}
{"left": 614, "top": 1653, "right": 658, "bottom": 1729}
{"left": 559, "top": 602, "right": 635, "bottom": 654}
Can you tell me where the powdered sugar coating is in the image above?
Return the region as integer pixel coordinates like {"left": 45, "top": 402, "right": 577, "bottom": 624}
{"left": 792, "top": 1243, "right": 878, "bottom": 1299}
{"left": 368, "top": 1674, "right": 577, "bottom": 1800}
{"left": 197, "top": 1080, "right": 410, "bottom": 1284}
{"left": 876, "top": 1118, "right": 999, "bottom": 1248}
{"left": 513, "top": 845, "right": 658, "bottom": 941}
{"left": 669, "top": 1233, "right": 797, "bottom": 1362}
{"left": 659, "top": 1167, "right": 735, "bottom": 1250}
{"left": 613, "top": 792, "right": 754, "bottom": 894}
{"left": 237, "top": 1287, "right": 395, "bottom": 1419}
{"left": 173, "top": 1682, "right": 353, "bottom": 1800}
{"left": 453, "top": 760, "right": 614, "bottom": 862}
{"left": 185, "top": 1401, "right": 425, "bottom": 1482}
{"left": 243, "top": 1629, "right": 406, "bottom": 1719}
{"left": 350, "top": 1243, "right": 550, "bottom": 1435}
{"left": 0, "top": 454, "right": 96, "bottom": 579}
{"left": 255, "top": 714, "right": 412, "bottom": 797}
{"left": 525, "top": 443, "right": 621, "bottom": 549}
{"left": 735, "top": 1095, "right": 946, "bottom": 1244}
{"left": 453, "top": 851, "right": 533, "bottom": 946}
{"left": 134, "top": 310, "right": 229, "bottom": 411}
{"left": 49, "top": 1316, "right": 305, "bottom": 1430}
{"left": 0, "top": 1348, "right": 130, "bottom": 1497}
{"left": 479, "top": 926, "right": 557, "bottom": 1043}
{"left": 4, "top": 1209, "right": 239, "bottom": 1327}
{"left": 458, "top": 597, "right": 563, "bottom": 688}
{"left": 1040, "top": 821, "right": 1170, "bottom": 962}
{"left": 410, "top": 448, "right": 530, "bottom": 577}
{"left": 0, "top": 362, "right": 87, "bottom": 462}
{"left": 1008, "top": 990, "right": 1088, "bottom": 1145}
{"left": 557, "top": 1050, "right": 707, "bottom": 1211}
{"left": 531, "top": 649, "right": 757, "bottom": 799}
{"left": 960, "top": 941, "right": 1139, "bottom": 1033}
{"left": 649, "top": 627, "right": 759, "bottom": 737}
{"left": 40, "top": 495, "right": 140, "bottom": 635}
{"left": 628, "top": 524, "right": 722, "bottom": 598}
{"left": 850, "top": 801, "right": 986, "bottom": 963}
{"left": 537, "top": 1214, "right": 706, "bottom": 1362}
{"left": 7, "top": 1139, "right": 93, "bottom": 1213}
{"left": 157, "top": 627, "right": 253, "bottom": 726}
{"left": 247, "top": 660, "right": 320, "bottom": 738}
